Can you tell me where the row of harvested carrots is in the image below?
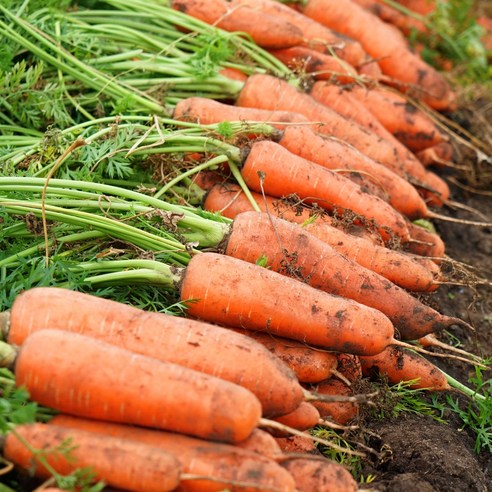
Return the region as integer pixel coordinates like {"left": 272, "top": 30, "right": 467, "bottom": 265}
{"left": 2, "top": 0, "right": 489, "bottom": 491}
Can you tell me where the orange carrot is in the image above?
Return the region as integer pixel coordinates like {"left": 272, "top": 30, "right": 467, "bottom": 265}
{"left": 277, "top": 124, "right": 429, "bottom": 219}
{"left": 300, "top": 0, "right": 457, "bottom": 111}
{"left": 235, "top": 74, "right": 450, "bottom": 205}
{"left": 395, "top": 0, "right": 436, "bottom": 15}
{"left": 171, "top": 0, "right": 304, "bottom": 49}
{"left": 416, "top": 141, "right": 454, "bottom": 167}
{"left": 3, "top": 286, "right": 304, "bottom": 418}
{"left": 223, "top": 211, "right": 464, "bottom": 340}
{"left": 279, "top": 457, "right": 359, "bottom": 492}
{"left": 405, "top": 221, "right": 446, "bottom": 260}
{"left": 230, "top": 0, "right": 380, "bottom": 74}
{"left": 349, "top": 85, "right": 446, "bottom": 152}
{"left": 310, "top": 353, "right": 361, "bottom": 425}
{"left": 230, "top": 328, "right": 339, "bottom": 383}
{"left": 239, "top": 140, "right": 412, "bottom": 242}
{"left": 49, "top": 415, "right": 297, "bottom": 492}
{"left": 275, "top": 434, "right": 319, "bottom": 455}
{"left": 235, "top": 428, "right": 283, "bottom": 459}
{"left": 204, "top": 182, "right": 442, "bottom": 292}
{"left": 180, "top": 252, "right": 396, "bottom": 355}
{"left": 268, "top": 46, "right": 358, "bottom": 83}
{"left": 4, "top": 423, "right": 181, "bottom": 492}
{"left": 204, "top": 181, "right": 384, "bottom": 244}
{"left": 311, "top": 378, "right": 359, "bottom": 425}
{"left": 14, "top": 329, "right": 262, "bottom": 443}
{"left": 173, "top": 96, "right": 309, "bottom": 130}
{"left": 271, "top": 402, "right": 321, "bottom": 435}
{"left": 218, "top": 67, "right": 249, "bottom": 82}
{"left": 359, "top": 345, "right": 451, "bottom": 390}
{"left": 351, "top": 0, "right": 428, "bottom": 35}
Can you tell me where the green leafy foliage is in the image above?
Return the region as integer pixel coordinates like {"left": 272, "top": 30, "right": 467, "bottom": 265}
{"left": 444, "top": 366, "right": 492, "bottom": 454}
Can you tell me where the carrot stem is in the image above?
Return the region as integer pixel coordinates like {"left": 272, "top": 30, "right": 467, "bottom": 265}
{"left": 443, "top": 371, "right": 487, "bottom": 401}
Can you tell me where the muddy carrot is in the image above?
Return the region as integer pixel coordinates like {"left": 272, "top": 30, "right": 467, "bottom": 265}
{"left": 4, "top": 422, "right": 182, "bottom": 492}
{"left": 171, "top": 0, "right": 304, "bottom": 49}
{"left": 230, "top": 328, "right": 339, "bottom": 383}
{"left": 235, "top": 74, "right": 450, "bottom": 204}
{"left": 277, "top": 124, "right": 429, "bottom": 219}
{"left": 349, "top": 85, "right": 446, "bottom": 152}
{"left": 13, "top": 329, "right": 263, "bottom": 443}
{"left": 229, "top": 0, "right": 379, "bottom": 73}
{"left": 271, "top": 402, "right": 321, "bottom": 435}
{"left": 49, "top": 415, "right": 297, "bottom": 492}
{"left": 279, "top": 457, "right": 359, "bottom": 492}
{"left": 268, "top": 46, "right": 358, "bottom": 83}
{"left": 179, "top": 252, "right": 396, "bottom": 356}
{"left": 222, "top": 211, "right": 467, "bottom": 340}
{"left": 173, "top": 96, "right": 308, "bottom": 130}
{"left": 204, "top": 183, "right": 441, "bottom": 292}
{"left": 359, "top": 345, "right": 451, "bottom": 390}
{"left": 1, "top": 286, "right": 304, "bottom": 418}
{"left": 239, "top": 140, "right": 412, "bottom": 242}
{"left": 300, "top": 0, "right": 457, "bottom": 111}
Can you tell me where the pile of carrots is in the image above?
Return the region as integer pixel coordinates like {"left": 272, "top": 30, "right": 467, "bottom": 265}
{"left": 1, "top": 0, "right": 491, "bottom": 491}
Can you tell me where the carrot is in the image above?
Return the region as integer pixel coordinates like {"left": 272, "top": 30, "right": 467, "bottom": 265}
{"left": 275, "top": 434, "right": 319, "bottom": 455}
{"left": 349, "top": 85, "right": 446, "bottom": 152}
{"left": 405, "top": 221, "right": 446, "bottom": 260}
{"left": 204, "top": 183, "right": 442, "bottom": 292}
{"left": 311, "top": 378, "right": 359, "bottom": 425}
{"left": 229, "top": 0, "right": 380, "bottom": 74}
{"left": 351, "top": 0, "right": 428, "bottom": 35}
{"left": 395, "top": 0, "right": 436, "bottom": 15}
{"left": 268, "top": 46, "right": 358, "bottom": 83}
{"left": 230, "top": 328, "right": 339, "bottom": 383}
{"left": 277, "top": 124, "right": 430, "bottom": 219}
{"left": 310, "top": 353, "right": 361, "bottom": 425}
{"left": 237, "top": 74, "right": 412, "bottom": 171}
{"left": 173, "top": 96, "right": 309, "bottom": 130}
{"left": 49, "top": 415, "right": 297, "bottom": 492}
{"left": 235, "top": 428, "right": 283, "bottom": 459}
{"left": 416, "top": 141, "right": 454, "bottom": 167}
{"left": 279, "top": 457, "right": 359, "bottom": 492}
{"left": 359, "top": 344, "right": 451, "bottom": 390}
{"left": 4, "top": 422, "right": 181, "bottom": 492}
{"left": 235, "top": 74, "right": 450, "bottom": 204}
{"left": 2, "top": 286, "right": 304, "bottom": 418}
{"left": 223, "top": 211, "right": 465, "bottom": 340}
{"left": 203, "top": 181, "right": 383, "bottom": 244}
{"left": 239, "top": 140, "right": 412, "bottom": 242}
{"left": 218, "top": 67, "right": 249, "bottom": 82}
{"left": 180, "top": 252, "right": 396, "bottom": 355}
{"left": 171, "top": 0, "right": 305, "bottom": 49}
{"left": 271, "top": 402, "right": 321, "bottom": 435}
{"left": 14, "top": 329, "right": 263, "bottom": 443}
{"left": 300, "top": 0, "right": 457, "bottom": 111}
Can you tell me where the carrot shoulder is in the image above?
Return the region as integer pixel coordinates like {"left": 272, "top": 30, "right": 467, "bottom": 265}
{"left": 14, "top": 329, "right": 262, "bottom": 443}
{"left": 4, "top": 423, "right": 181, "bottom": 492}
{"left": 4, "top": 286, "right": 303, "bottom": 418}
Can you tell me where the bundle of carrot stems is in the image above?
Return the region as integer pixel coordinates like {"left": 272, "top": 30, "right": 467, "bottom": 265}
{"left": 0, "top": 0, "right": 490, "bottom": 490}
